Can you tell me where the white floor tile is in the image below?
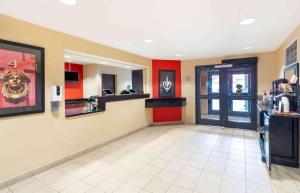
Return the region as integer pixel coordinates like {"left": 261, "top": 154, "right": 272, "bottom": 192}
{"left": 221, "top": 176, "right": 246, "bottom": 193}
{"left": 166, "top": 185, "right": 193, "bottom": 193}
{"left": 127, "top": 173, "right": 153, "bottom": 188}
{"left": 95, "top": 178, "right": 124, "bottom": 193}
{"left": 247, "top": 181, "right": 273, "bottom": 193}
{"left": 86, "top": 188, "right": 105, "bottom": 193}
{"left": 5, "top": 125, "right": 300, "bottom": 193}
{"left": 49, "top": 176, "right": 79, "bottom": 192}
{"left": 11, "top": 180, "right": 44, "bottom": 193}
{"left": 156, "top": 170, "right": 179, "bottom": 183}
{"left": 194, "top": 181, "right": 220, "bottom": 193}
{"left": 144, "top": 178, "right": 171, "bottom": 193}
{"left": 61, "top": 181, "right": 92, "bottom": 193}
{"left": 0, "top": 188, "right": 11, "bottom": 193}
{"left": 81, "top": 171, "right": 108, "bottom": 186}
{"left": 181, "top": 166, "right": 202, "bottom": 179}
{"left": 173, "top": 174, "right": 198, "bottom": 190}
{"left": 200, "top": 171, "right": 223, "bottom": 185}
{"left": 113, "top": 183, "right": 141, "bottom": 193}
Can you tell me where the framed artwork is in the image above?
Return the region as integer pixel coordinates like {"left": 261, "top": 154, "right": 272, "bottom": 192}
{"left": 159, "top": 70, "right": 175, "bottom": 97}
{"left": 0, "top": 39, "right": 45, "bottom": 117}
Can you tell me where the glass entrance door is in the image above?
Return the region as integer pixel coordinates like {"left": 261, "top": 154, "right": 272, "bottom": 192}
{"left": 196, "top": 58, "right": 257, "bottom": 130}
{"left": 196, "top": 65, "right": 222, "bottom": 126}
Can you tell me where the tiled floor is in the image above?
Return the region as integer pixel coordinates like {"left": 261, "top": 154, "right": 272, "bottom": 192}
{"left": 1, "top": 124, "right": 300, "bottom": 193}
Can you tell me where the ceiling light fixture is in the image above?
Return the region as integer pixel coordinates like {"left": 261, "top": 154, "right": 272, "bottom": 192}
{"left": 60, "top": 0, "right": 77, "bottom": 5}
{"left": 240, "top": 18, "right": 256, "bottom": 25}
{"left": 64, "top": 55, "right": 71, "bottom": 58}
{"left": 243, "top": 46, "right": 252, "bottom": 50}
{"left": 176, "top": 54, "right": 182, "bottom": 57}
{"left": 100, "top": 61, "right": 107, "bottom": 64}
{"left": 144, "top": 39, "right": 153, "bottom": 43}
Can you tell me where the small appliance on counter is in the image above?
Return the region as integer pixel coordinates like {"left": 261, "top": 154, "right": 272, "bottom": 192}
{"left": 276, "top": 96, "right": 290, "bottom": 113}
{"left": 271, "top": 78, "right": 298, "bottom": 112}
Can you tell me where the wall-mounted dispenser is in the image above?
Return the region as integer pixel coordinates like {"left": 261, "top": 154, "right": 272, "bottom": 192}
{"left": 51, "top": 85, "right": 63, "bottom": 102}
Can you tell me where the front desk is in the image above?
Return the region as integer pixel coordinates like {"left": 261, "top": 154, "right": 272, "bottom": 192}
{"left": 65, "top": 94, "right": 150, "bottom": 117}
{"left": 145, "top": 97, "right": 186, "bottom": 108}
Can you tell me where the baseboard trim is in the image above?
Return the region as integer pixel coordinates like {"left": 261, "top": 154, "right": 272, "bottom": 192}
{"left": 0, "top": 125, "right": 149, "bottom": 189}
{"left": 151, "top": 121, "right": 185, "bottom": 126}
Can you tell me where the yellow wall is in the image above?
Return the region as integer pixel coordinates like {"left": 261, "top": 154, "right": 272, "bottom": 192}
{"left": 276, "top": 25, "right": 300, "bottom": 77}
{"left": 182, "top": 52, "right": 278, "bottom": 123}
{"left": 0, "top": 14, "right": 152, "bottom": 183}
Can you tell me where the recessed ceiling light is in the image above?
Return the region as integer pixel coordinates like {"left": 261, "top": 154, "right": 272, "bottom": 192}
{"left": 240, "top": 18, "right": 256, "bottom": 25}
{"left": 176, "top": 54, "right": 182, "bottom": 57}
{"left": 144, "top": 39, "right": 153, "bottom": 43}
{"left": 64, "top": 55, "right": 71, "bottom": 58}
{"left": 60, "top": 0, "right": 77, "bottom": 5}
{"left": 100, "top": 61, "right": 107, "bottom": 64}
{"left": 243, "top": 46, "right": 252, "bottom": 50}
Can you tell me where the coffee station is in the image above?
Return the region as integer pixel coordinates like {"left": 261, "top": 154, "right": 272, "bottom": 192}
{"left": 258, "top": 62, "right": 300, "bottom": 170}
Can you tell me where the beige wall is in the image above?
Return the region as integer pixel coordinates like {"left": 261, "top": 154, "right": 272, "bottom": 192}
{"left": 83, "top": 64, "right": 134, "bottom": 97}
{"left": 0, "top": 14, "right": 152, "bottom": 182}
{"left": 83, "top": 64, "right": 99, "bottom": 97}
{"left": 98, "top": 65, "right": 132, "bottom": 95}
{"left": 276, "top": 25, "right": 300, "bottom": 77}
{"left": 182, "top": 52, "right": 278, "bottom": 123}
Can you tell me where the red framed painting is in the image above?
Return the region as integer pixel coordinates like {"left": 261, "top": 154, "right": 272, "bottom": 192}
{"left": 0, "top": 39, "right": 45, "bottom": 117}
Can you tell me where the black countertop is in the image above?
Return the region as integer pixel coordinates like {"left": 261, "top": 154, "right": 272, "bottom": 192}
{"left": 145, "top": 97, "right": 186, "bottom": 108}
{"left": 257, "top": 103, "right": 300, "bottom": 118}
{"left": 65, "top": 94, "right": 150, "bottom": 117}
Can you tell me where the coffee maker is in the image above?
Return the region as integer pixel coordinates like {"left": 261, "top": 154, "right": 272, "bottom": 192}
{"left": 272, "top": 78, "right": 298, "bottom": 112}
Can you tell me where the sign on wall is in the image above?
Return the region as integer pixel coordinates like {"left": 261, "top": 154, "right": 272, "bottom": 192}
{"left": 159, "top": 70, "right": 175, "bottom": 97}
{"left": 0, "top": 39, "right": 45, "bottom": 117}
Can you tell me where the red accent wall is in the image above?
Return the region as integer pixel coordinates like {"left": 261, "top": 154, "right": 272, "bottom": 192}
{"left": 64, "top": 63, "right": 83, "bottom": 99}
{"left": 152, "top": 60, "right": 182, "bottom": 122}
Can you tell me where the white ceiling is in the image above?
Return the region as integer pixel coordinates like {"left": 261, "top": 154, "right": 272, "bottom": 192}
{"left": 64, "top": 50, "right": 146, "bottom": 70}
{"left": 1, "top": 0, "right": 299, "bottom": 60}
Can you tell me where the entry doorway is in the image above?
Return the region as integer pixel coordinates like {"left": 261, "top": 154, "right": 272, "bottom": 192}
{"left": 195, "top": 58, "right": 257, "bottom": 130}
{"left": 102, "top": 73, "right": 116, "bottom": 95}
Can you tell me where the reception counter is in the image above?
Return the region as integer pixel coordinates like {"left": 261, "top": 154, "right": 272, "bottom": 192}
{"left": 145, "top": 97, "right": 186, "bottom": 108}
{"left": 65, "top": 94, "right": 150, "bottom": 117}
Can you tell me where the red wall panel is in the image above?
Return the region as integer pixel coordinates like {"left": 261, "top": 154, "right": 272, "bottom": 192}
{"left": 64, "top": 63, "right": 83, "bottom": 99}
{"left": 152, "top": 60, "right": 182, "bottom": 122}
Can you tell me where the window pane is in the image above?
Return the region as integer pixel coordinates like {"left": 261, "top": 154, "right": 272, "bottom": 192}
{"left": 212, "top": 99, "right": 220, "bottom": 111}
{"left": 232, "top": 74, "right": 249, "bottom": 94}
{"left": 200, "top": 71, "right": 208, "bottom": 95}
{"left": 200, "top": 99, "right": 220, "bottom": 120}
{"left": 211, "top": 75, "right": 219, "bottom": 93}
{"left": 199, "top": 70, "right": 219, "bottom": 95}
{"left": 228, "top": 100, "right": 251, "bottom": 123}
{"left": 232, "top": 100, "right": 249, "bottom": 112}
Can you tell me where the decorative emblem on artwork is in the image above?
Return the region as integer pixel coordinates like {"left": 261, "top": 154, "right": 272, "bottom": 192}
{"left": 0, "top": 71, "right": 31, "bottom": 103}
{"left": 162, "top": 76, "right": 172, "bottom": 92}
{"left": 159, "top": 70, "right": 175, "bottom": 97}
{"left": 8, "top": 60, "right": 19, "bottom": 69}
